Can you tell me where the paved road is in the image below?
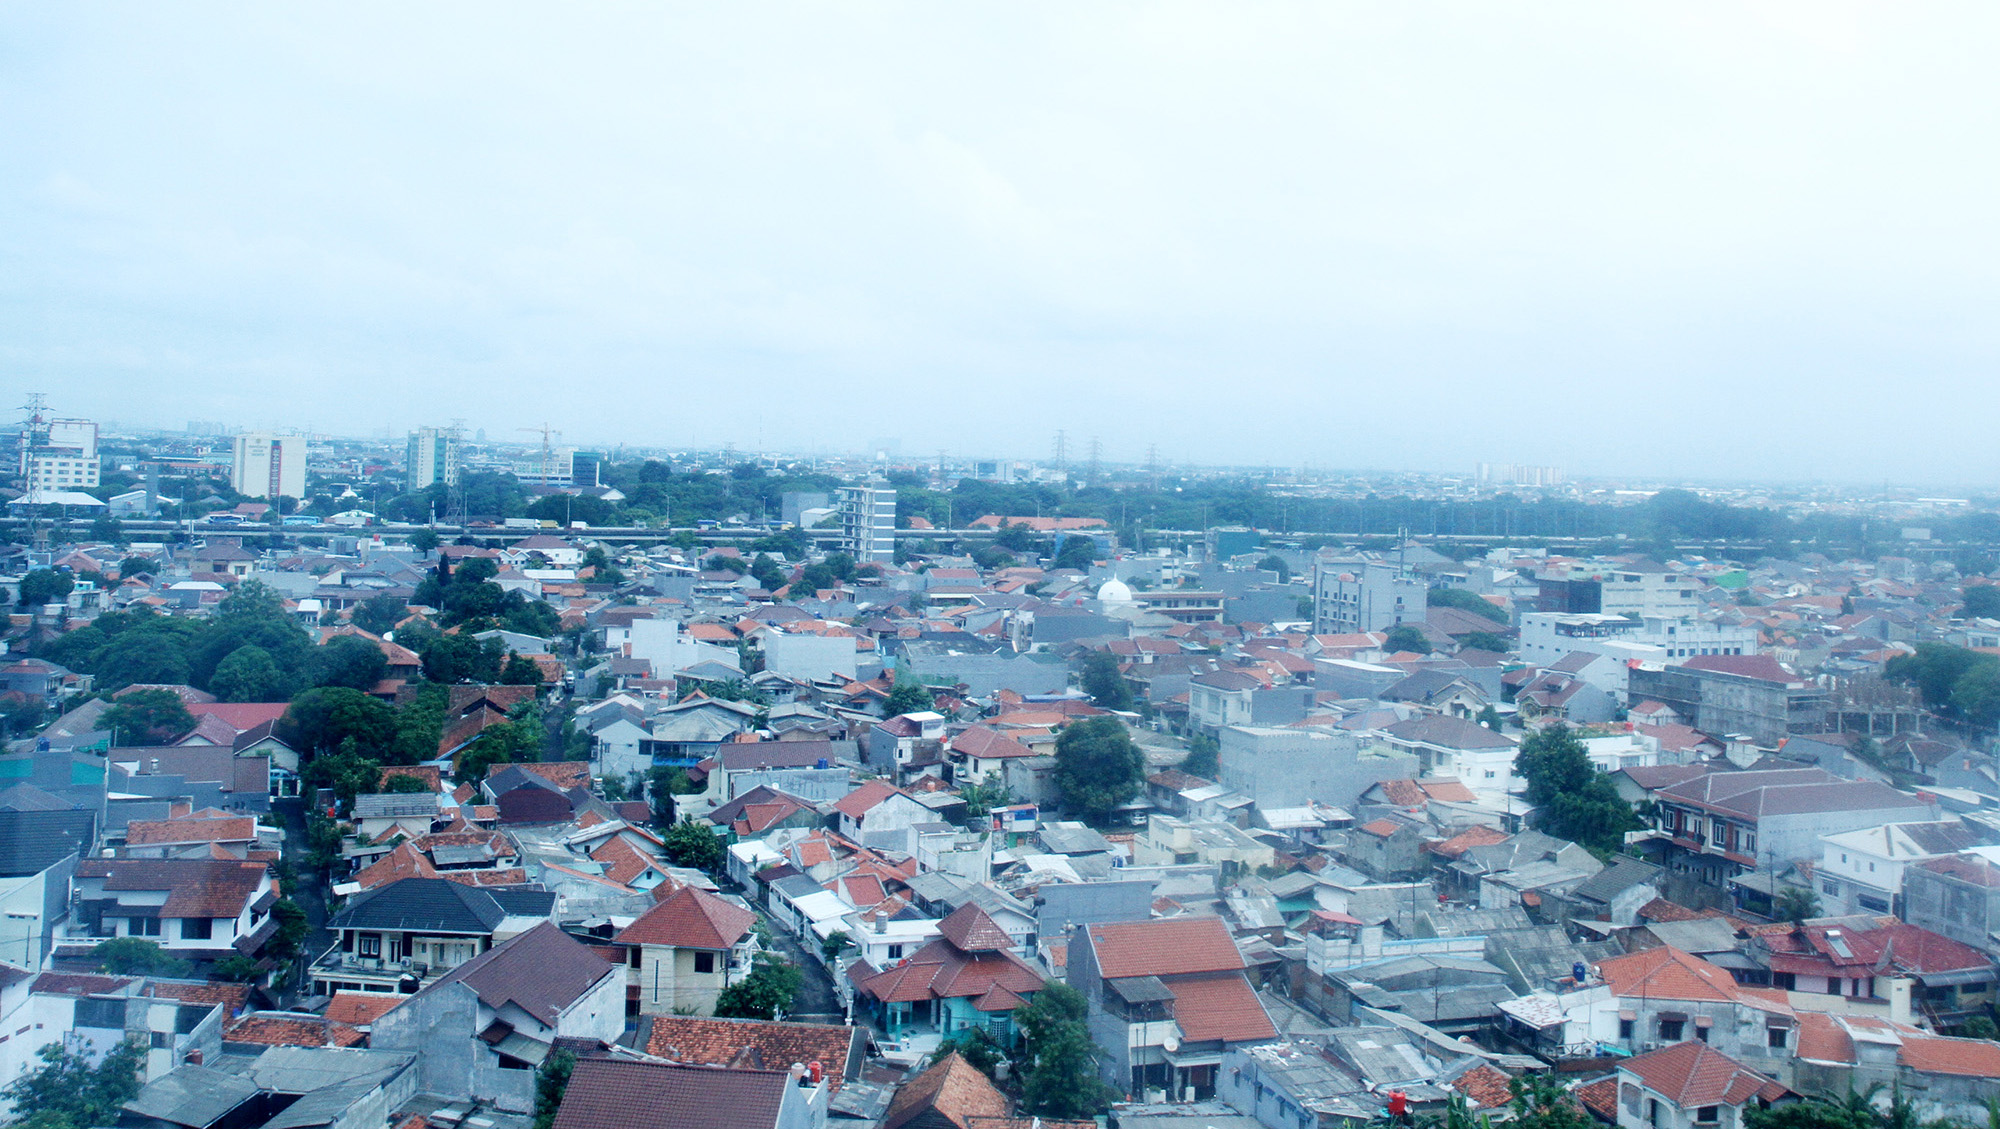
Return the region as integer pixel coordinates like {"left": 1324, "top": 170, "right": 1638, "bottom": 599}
{"left": 270, "top": 796, "right": 333, "bottom": 1008}
{"left": 750, "top": 903, "right": 843, "bottom": 1024}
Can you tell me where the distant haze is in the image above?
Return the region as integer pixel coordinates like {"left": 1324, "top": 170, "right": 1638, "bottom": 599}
{"left": 5, "top": 4, "right": 1999, "bottom": 484}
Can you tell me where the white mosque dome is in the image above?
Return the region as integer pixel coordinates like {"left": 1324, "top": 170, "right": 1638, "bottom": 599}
{"left": 1097, "top": 577, "right": 1134, "bottom": 603}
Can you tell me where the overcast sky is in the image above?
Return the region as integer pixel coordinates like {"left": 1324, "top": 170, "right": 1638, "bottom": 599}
{"left": 5, "top": 4, "right": 1999, "bottom": 483}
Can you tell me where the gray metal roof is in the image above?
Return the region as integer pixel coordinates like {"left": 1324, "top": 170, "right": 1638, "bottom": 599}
{"left": 123, "top": 1064, "right": 260, "bottom": 1128}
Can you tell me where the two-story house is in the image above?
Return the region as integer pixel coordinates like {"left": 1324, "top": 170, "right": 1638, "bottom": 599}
{"left": 371, "top": 922, "right": 624, "bottom": 1111}
{"left": 1614, "top": 1042, "right": 1791, "bottom": 1129}
{"left": 72, "top": 858, "right": 277, "bottom": 964}
{"left": 1377, "top": 715, "right": 1520, "bottom": 807}
{"left": 1815, "top": 821, "right": 1987, "bottom": 917}
{"left": 615, "top": 885, "right": 758, "bottom": 1017}
{"left": 1068, "top": 916, "right": 1278, "bottom": 1101}
{"left": 312, "top": 877, "right": 556, "bottom": 996}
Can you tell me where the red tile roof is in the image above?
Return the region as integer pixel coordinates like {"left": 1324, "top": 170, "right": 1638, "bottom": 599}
{"left": 551, "top": 1059, "right": 791, "bottom": 1129}
{"left": 1621, "top": 1042, "right": 1788, "bottom": 1108}
{"left": 1165, "top": 970, "right": 1277, "bottom": 1043}
{"left": 617, "top": 886, "right": 755, "bottom": 951}
{"left": 1451, "top": 1064, "right": 1516, "bottom": 1110}
{"left": 125, "top": 815, "right": 258, "bottom": 846}
{"left": 936, "top": 905, "right": 1013, "bottom": 954}
{"left": 76, "top": 858, "right": 268, "bottom": 918}
{"left": 640, "top": 1016, "right": 856, "bottom": 1090}
{"left": 1087, "top": 917, "right": 1244, "bottom": 979}
{"left": 833, "top": 780, "right": 907, "bottom": 819}
{"left": 325, "top": 991, "right": 406, "bottom": 1027}
{"left": 224, "top": 1013, "right": 366, "bottom": 1048}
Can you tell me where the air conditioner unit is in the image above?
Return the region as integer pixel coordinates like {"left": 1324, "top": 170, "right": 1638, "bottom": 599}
{"left": 1642, "top": 1041, "right": 1660, "bottom": 1051}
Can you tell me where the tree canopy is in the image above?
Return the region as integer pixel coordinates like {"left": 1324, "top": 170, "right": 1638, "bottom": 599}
{"left": 713, "top": 955, "right": 801, "bottom": 1021}
{"left": 1079, "top": 651, "right": 1134, "bottom": 711}
{"left": 1514, "top": 724, "right": 1641, "bottom": 854}
{"left": 101, "top": 689, "right": 195, "bottom": 745}
{"left": 1054, "top": 716, "right": 1145, "bottom": 825}
{"left": 1, "top": 1037, "right": 145, "bottom": 1129}
{"left": 1015, "top": 981, "right": 1117, "bottom": 1118}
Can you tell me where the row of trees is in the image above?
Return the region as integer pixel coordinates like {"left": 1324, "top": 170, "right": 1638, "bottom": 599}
{"left": 1885, "top": 642, "right": 2000, "bottom": 728}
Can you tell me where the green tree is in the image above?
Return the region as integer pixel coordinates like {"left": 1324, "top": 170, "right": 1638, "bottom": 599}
{"left": 117, "top": 556, "right": 157, "bottom": 579}
{"left": 383, "top": 774, "right": 432, "bottom": 794}
{"left": 350, "top": 595, "right": 408, "bottom": 636}
{"left": 1015, "top": 981, "right": 1116, "bottom": 1117}
{"left": 1180, "top": 732, "right": 1220, "bottom": 779}
{"left": 267, "top": 897, "right": 310, "bottom": 962}
{"left": 932, "top": 1029, "right": 1006, "bottom": 1080}
{"left": 1515, "top": 724, "right": 1641, "bottom": 854}
{"left": 1, "top": 1037, "right": 145, "bottom": 1129}
{"left": 959, "top": 779, "right": 1013, "bottom": 820}
{"left": 1256, "top": 555, "right": 1291, "bottom": 582}
{"left": 501, "top": 653, "right": 545, "bottom": 686}
{"left": 1460, "top": 631, "right": 1513, "bottom": 654}
{"left": 819, "top": 930, "right": 852, "bottom": 963}
{"left": 211, "top": 645, "right": 293, "bottom": 702}
{"left": 1427, "top": 586, "right": 1510, "bottom": 624}
{"left": 17, "top": 569, "right": 74, "bottom": 607}
{"left": 713, "top": 955, "right": 802, "bottom": 1020}
{"left": 92, "top": 629, "right": 194, "bottom": 690}
{"left": 660, "top": 820, "right": 724, "bottom": 873}
{"left": 304, "top": 738, "right": 385, "bottom": 815}
{"left": 409, "top": 528, "right": 442, "bottom": 556}
{"left": 282, "top": 687, "right": 398, "bottom": 758}
{"left": 311, "top": 635, "right": 389, "bottom": 692}
{"left": 1776, "top": 886, "right": 1822, "bottom": 926}
{"left": 1385, "top": 624, "right": 1432, "bottom": 655}
{"left": 531, "top": 1048, "right": 576, "bottom": 1129}
{"left": 883, "top": 676, "right": 936, "bottom": 718}
{"left": 1054, "top": 716, "right": 1145, "bottom": 825}
{"left": 102, "top": 689, "right": 195, "bottom": 745}
{"left": 212, "top": 955, "right": 263, "bottom": 982}
{"left": 1477, "top": 704, "right": 1503, "bottom": 731}
{"left": 1079, "top": 651, "right": 1134, "bottom": 711}
{"left": 1506, "top": 1074, "right": 1596, "bottom": 1129}
{"left": 1744, "top": 1092, "right": 1879, "bottom": 1129}
{"left": 1963, "top": 585, "right": 2000, "bottom": 620}
{"left": 93, "top": 937, "right": 192, "bottom": 977}
{"left": 1053, "top": 535, "right": 1097, "bottom": 572}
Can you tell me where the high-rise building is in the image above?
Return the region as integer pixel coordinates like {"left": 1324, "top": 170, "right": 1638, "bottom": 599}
{"left": 406, "top": 427, "right": 461, "bottom": 489}
{"left": 230, "top": 433, "right": 307, "bottom": 500}
{"left": 838, "top": 484, "right": 897, "bottom": 564}
{"left": 19, "top": 418, "right": 99, "bottom": 501}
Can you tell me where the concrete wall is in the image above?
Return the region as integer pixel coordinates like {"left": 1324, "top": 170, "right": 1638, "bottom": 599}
{"left": 1219, "top": 726, "right": 1418, "bottom": 810}
{"left": 763, "top": 634, "right": 858, "bottom": 683}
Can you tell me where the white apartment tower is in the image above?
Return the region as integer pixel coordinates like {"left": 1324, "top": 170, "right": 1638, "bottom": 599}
{"left": 230, "top": 433, "right": 307, "bottom": 500}
{"left": 838, "top": 484, "right": 897, "bottom": 564}
{"left": 19, "top": 418, "right": 99, "bottom": 501}
{"left": 406, "top": 427, "right": 461, "bottom": 489}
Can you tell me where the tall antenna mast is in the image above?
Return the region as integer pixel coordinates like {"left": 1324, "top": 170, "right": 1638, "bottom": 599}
{"left": 445, "top": 418, "right": 467, "bottom": 527}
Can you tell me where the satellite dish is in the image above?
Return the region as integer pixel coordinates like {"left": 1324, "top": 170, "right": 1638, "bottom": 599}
{"left": 1162, "top": 1031, "right": 1181, "bottom": 1053}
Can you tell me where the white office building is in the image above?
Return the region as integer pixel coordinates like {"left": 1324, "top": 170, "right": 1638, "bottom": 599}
{"left": 406, "top": 426, "right": 461, "bottom": 489}
{"left": 230, "top": 433, "right": 308, "bottom": 500}
{"left": 18, "top": 418, "right": 99, "bottom": 501}
{"left": 838, "top": 484, "right": 897, "bottom": 564}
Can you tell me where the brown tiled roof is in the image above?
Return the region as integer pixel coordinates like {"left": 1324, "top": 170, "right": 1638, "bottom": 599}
{"left": 639, "top": 1016, "right": 856, "bottom": 1091}
{"left": 144, "top": 979, "right": 252, "bottom": 1014}
{"left": 418, "top": 922, "right": 619, "bottom": 1025}
{"left": 884, "top": 1053, "right": 1011, "bottom": 1129}
{"left": 125, "top": 815, "right": 258, "bottom": 846}
{"left": 1086, "top": 917, "right": 1244, "bottom": 979}
{"left": 833, "top": 780, "right": 906, "bottom": 819}
{"left": 380, "top": 765, "right": 443, "bottom": 791}
{"left": 1896, "top": 1031, "right": 2000, "bottom": 1078}
{"left": 1452, "top": 1064, "right": 1515, "bottom": 1110}
{"left": 484, "top": 760, "right": 593, "bottom": 790}
{"left": 1165, "top": 971, "right": 1276, "bottom": 1043}
{"left": 224, "top": 1013, "right": 366, "bottom": 1048}
{"left": 1600, "top": 948, "right": 1774, "bottom": 1010}
{"left": 77, "top": 858, "right": 267, "bottom": 918}
{"left": 31, "top": 972, "right": 134, "bottom": 996}
{"left": 551, "top": 1059, "right": 791, "bottom": 1129}
{"left": 616, "top": 886, "right": 754, "bottom": 951}
{"left": 591, "top": 838, "right": 661, "bottom": 886}
{"left": 1621, "top": 1042, "right": 1788, "bottom": 1108}
{"left": 325, "top": 991, "right": 406, "bottom": 1027}
{"left": 1573, "top": 1076, "right": 1619, "bottom": 1122}
{"left": 935, "top": 904, "right": 1012, "bottom": 954}
{"left": 1427, "top": 825, "right": 1512, "bottom": 859}
{"left": 1637, "top": 898, "right": 1703, "bottom": 923}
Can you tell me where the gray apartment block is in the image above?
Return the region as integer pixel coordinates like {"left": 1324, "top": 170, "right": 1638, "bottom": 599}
{"left": 1219, "top": 726, "right": 1419, "bottom": 811}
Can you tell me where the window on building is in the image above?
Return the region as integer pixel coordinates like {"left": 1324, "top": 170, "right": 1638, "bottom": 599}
{"left": 1696, "top": 1108, "right": 1720, "bottom": 1125}
{"left": 1695, "top": 1025, "right": 1710, "bottom": 1043}
{"left": 359, "top": 934, "right": 382, "bottom": 958}
{"left": 182, "top": 918, "right": 213, "bottom": 940}
{"left": 886, "top": 944, "right": 904, "bottom": 960}
{"left": 1658, "top": 1018, "right": 1685, "bottom": 1041}
{"left": 1619, "top": 1018, "right": 1634, "bottom": 1040}
{"left": 130, "top": 917, "right": 162, "bottom": 937}
{"left": 1823, "top": 881, "right": 1840, "bottom": 896}
{"left": 628, "top": 947, "right": 642, "bottom": 968}
{"left": 1768, "top": 1027, "right": 1788, "bottom": 1049}
{"left": 693, "top": 951, "right": 716, "bottom": 974}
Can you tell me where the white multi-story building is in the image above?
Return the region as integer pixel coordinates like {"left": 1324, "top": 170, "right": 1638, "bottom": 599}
{"left": 19, "top": 418, "right": 99, "bottom": 500}
{"left": 838, "top": 484, "right": 896, "bottom": 564}
{"left": 1312, "top": 558, "right": 1426, "bottom": 634}
{"left": 406, "top": 426, "right": 461, "bottom": 489}
{"left": 1519, "top": 613, "right": 1757, "bottom": 672}
{"left": 1817, "top": 821, "right": 1986, "bottom": 917}
{"left": 229, "top": 432, "right": 307, "bottom": 499}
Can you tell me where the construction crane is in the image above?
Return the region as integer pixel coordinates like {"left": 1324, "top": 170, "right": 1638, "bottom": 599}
{"left": 518, "top": 423, "right": 562, "bottom": 489}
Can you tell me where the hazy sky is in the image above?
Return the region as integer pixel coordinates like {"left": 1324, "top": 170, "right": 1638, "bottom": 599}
{"left": 6, "top": 4, "right": 2000, "bottom": 483}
